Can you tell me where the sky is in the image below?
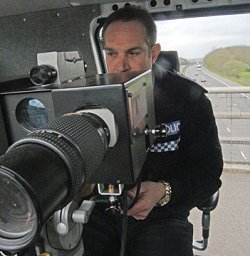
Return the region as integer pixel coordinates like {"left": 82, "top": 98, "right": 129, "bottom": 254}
{"left": 156, "top": 13, "right": 250, "bottom": 59}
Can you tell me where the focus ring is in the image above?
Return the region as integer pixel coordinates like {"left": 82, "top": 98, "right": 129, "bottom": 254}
{"left": 43, "top": 114, "right": 107, "bottom": 180}
{"left": 19, "top": 130, "right": 84, "bottom": 200}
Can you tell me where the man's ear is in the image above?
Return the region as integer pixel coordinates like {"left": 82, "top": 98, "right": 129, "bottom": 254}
{"left": 151, "top": 43, "right": 161, "bottom": 63}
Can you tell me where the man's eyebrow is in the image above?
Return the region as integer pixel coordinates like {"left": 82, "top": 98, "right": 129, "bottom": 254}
{"left": 104, "top": 47, "right": 116, "bottom": 51}
{"left": 126, "top": 47, "right": 144, "bottom": 52}
{"left": 104, "top": 46, "right": 144, "bottom": 52}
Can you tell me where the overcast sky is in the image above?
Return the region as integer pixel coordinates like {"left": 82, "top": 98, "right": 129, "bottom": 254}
{"left": 156, "top": 13, "right": 250, "bottom": 59}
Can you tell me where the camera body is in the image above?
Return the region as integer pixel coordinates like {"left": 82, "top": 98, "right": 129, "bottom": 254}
{"left": 0, "top": 70, "right": 155, "bottom": 185}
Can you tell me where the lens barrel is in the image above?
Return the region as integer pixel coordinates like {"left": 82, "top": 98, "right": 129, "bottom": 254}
{"left": 0, "top": 112, "right": 108, "bottom": 251}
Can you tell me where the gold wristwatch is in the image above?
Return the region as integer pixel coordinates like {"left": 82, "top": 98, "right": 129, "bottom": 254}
{"left": 157, "top": 180, "right": 172, "bottom": 206}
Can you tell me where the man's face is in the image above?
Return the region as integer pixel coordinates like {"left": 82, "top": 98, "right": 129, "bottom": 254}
{"left": 103, "top": 20, "right": 160, "bottom": 73}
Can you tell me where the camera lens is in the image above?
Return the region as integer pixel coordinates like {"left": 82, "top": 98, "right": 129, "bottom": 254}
{"left": 16, "top": 98, "right": 48, "bottom": 131}
{"left": 29, "top": 65, "right": 57, "bottom": 86}
{"left": 0, "top": 170, "right": 37, "bottom": 238}
{"left": 0, "top": 168, "right": 37, "bottom": 250}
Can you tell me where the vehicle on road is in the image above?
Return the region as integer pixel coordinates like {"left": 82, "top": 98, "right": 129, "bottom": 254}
{"left": 201, "top": 76, "right": 206, "bottom": 82}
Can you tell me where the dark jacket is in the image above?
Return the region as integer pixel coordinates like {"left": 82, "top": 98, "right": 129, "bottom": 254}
{"left": 141, "top": 64, "right": 223, "bottom": 219}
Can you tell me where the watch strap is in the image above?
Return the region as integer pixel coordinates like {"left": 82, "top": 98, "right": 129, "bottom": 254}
{"left": 157, "top": 180, "right": 172, "bottom": 206}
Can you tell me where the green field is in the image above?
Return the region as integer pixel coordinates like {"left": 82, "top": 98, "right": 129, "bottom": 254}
{"left": 203, "top": 46, "right": 250, "bottom": 86}
{"left": 241, "top": 72, "right": 250, "bottom": 79}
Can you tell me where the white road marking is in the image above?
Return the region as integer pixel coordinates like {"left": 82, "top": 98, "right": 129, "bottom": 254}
{"left": 241, "top": 151, "right": 247, "bottom": 160}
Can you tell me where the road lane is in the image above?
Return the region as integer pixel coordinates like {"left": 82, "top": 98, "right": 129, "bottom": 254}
{"left": 184, "top": 65, "right": 250, "bottom": 167}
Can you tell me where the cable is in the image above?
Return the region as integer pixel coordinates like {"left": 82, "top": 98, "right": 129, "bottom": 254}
{"left": 120, "top": 176, "right": 142, "bottom": 256}
{"left": 120, "top": 190, "right": 128, "bottom": 256}
{"left": 127, "top": 178, "right": 141, "bottom": 210}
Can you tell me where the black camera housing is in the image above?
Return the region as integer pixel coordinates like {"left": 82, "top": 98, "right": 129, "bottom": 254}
{"left": 0, "top": 70, "right": 155, "bottom": 185}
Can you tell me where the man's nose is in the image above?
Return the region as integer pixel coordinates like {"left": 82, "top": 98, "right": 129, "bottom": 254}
{"left": 115, "top": 54, "right": 130, "bottom": 72}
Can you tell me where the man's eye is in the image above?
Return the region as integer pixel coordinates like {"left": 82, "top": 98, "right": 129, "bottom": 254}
{"left": 106, "top": 52, "right": 117, "bottom": 57}
{"left": 129, "top": 51, "right": 140, "bottom": 56}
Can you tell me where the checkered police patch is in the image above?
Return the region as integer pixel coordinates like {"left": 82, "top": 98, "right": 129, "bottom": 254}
{"left": 148, "top": 138, "right": 181, "bottom": 153}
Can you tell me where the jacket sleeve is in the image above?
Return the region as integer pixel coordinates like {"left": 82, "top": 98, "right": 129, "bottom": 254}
{"left": 169, "top": 91, "right": 223, "bottom": 208}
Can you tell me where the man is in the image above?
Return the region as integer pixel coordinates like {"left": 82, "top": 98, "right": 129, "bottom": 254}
{"left": 83, "top": 6, "right": 223, "bottom": 256}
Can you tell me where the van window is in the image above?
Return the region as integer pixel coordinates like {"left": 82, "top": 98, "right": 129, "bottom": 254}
{"left": 156, "top": 13, "right": 250, "bottom": 87}
{"left": 156, "top": 13, "right": 250, "bottom": 169}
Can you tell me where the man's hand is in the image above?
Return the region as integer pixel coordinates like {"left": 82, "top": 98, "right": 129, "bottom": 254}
{"left": 127, "top": 181, "right": 166, "bottom": 220}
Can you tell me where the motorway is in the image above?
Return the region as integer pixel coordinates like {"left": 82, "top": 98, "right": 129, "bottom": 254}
{"left": 185, "top": 65, "right": 250, "bottom": 168}
{"left": 184, "top": 66, "right": 250, "bottom": 255}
